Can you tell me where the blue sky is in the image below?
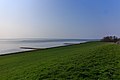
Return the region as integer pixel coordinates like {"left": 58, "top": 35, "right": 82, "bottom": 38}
{"left": 0, "top": 0, "right": 120, "bottom": 39}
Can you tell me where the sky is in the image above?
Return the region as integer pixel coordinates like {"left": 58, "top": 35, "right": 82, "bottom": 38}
{"left": 0, "top": 0, "right": 120, "bottom": 39}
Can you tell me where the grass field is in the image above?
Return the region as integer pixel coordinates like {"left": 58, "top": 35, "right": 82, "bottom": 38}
{"left": 0, "top": 41, "right": 120, "bottom": 80}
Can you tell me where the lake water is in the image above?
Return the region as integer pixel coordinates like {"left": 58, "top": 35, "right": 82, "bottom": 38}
{"left": 0, "top": 39, "right": 95, "bottom": 55}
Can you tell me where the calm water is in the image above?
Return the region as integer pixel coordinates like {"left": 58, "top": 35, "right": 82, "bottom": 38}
{"left": 0, "top": 39, "right": 95, "bottom": 55}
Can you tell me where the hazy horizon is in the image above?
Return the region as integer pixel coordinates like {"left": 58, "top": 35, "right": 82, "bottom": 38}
{"left": 0, "top": 0, "right": 120, "bottom": 39}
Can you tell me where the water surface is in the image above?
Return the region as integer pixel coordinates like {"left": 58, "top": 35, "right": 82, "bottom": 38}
{"left": 0, "top": 39, "right": 95, "bottom": 55}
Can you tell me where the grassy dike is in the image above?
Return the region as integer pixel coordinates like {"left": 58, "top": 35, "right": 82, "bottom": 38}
{"left": 0, "top": 41, "right": 120, "bottom": 80}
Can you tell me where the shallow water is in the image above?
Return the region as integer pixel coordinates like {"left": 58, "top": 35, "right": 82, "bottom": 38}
{"left": 0, "top": 39, "right": 92, "bottom": 55}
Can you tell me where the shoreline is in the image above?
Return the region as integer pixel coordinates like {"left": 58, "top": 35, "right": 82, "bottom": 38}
{"left": 0, "top": 42, "right": 84, "bottom": 56}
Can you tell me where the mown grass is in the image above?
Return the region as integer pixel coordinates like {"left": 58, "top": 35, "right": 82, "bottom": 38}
{"left": 0, "top": 41, "right": 120, "bottom": 80}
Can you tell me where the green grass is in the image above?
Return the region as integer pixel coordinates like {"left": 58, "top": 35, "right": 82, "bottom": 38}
{"left": 0, "top": 41, "right": 120, "bottom": 80}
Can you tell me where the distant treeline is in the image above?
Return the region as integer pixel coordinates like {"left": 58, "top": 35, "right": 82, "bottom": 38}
{"left": 101, "top": 36, "right": 120, "bottom": 42}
